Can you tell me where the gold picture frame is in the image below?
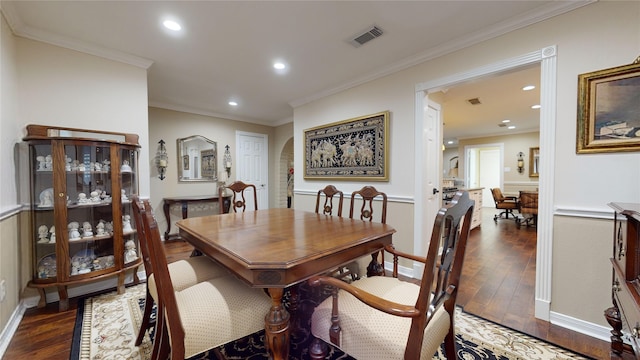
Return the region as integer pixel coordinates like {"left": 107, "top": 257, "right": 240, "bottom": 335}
{"left": 304, "top": 111, "right": 389, "bottom": 181}
{"left": 529, "top": 147, "right": 539, "bottom": 177}
{"left": 576, "top": 60, "right": 640, "bottom": 153}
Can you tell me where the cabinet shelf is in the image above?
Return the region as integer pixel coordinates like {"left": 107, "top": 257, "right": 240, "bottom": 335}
{"left": 24, "top": 125, "right": 141, "bottom": 312}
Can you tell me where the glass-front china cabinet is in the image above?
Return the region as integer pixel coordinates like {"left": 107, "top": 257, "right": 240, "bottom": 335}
{"left": 23, "top": 125, "right": 142, "bottom": 311}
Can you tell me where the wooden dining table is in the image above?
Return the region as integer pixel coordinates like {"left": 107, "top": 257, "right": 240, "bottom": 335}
{"left": 176, "top": 208, "right": 396, "bottom": 360}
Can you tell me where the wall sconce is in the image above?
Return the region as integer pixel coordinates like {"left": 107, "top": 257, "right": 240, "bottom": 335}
{"left": 155, "top": 139, "right": 168, "bottom": 180}
{"left": 223, "top": 145, "right": 232, "bottom": 177}
{"left": 517, "top": 152, "right": 524, "bottom": 173}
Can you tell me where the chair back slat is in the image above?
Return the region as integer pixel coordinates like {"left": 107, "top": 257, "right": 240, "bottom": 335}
{"left": 405, "top": 191, "right": 474, "bottom": 358}
{"left": 315, "top": 185, "right": 344, "bottom": 216}
{"left": 349, "top": 186, "right": 387, "bottom": 224}
{"left": 220, "top": 181, "right": 258, "bottom": 213}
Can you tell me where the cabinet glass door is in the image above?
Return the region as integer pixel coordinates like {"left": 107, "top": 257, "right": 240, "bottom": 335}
{"left": 120, "top": 147, "right": 140, "bottom": 265}
{"left": 65, "top": 143, "right": 115, "bottom": 277}
{"left": 31, "top": 142, "right": 56, "bottom": 280}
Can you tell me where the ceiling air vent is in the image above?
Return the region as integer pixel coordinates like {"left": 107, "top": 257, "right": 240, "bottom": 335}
{"left": 467, "top": 98, "right": 482, "bottom": 105}
{"left": 349, "top": 26, "right": 383, "bottom": 48}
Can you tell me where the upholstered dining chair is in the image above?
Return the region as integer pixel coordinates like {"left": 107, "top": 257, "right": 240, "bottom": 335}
{"left": 133, "top": 198, "right": 272, "bottom": 360}
{"left": 130, "top": 196, "right": 229, "bottom": 349}
{"left": 219, "top": 180, "right": 258, "bottom": 213}
{"left": 517, "top": 190, "right": 538, "bottom": 227}
{"left": 348, "top": 185, "right": 388, "bottom": 278}
{"left": 315, "top": 185, "right": 344, "bottom": 216}
{"left": 308, "top": 191, "right": 474, "bottom": 360}
{"left": 490, "top": 187, "right": 519, "bottom": 222}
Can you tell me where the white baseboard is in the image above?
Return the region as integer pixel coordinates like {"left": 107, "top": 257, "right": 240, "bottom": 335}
{"left": 550, "top": 310, "right": 611, "bottom": 343}
{"left": 0, "top": 300, "right": 28, "bottom": 358}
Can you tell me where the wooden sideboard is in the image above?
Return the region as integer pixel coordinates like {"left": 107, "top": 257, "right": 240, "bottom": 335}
{"left": 606, "top": 202, "right": 640, "bottom": 359}
{"left": 162, "top": 195, "right": 230, "bottom": 240}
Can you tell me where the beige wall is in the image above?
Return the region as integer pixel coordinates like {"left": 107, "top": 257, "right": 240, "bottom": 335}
{"left": 458, "top": 132, "right": 540, "bottom": 195}
{"left": 293, "top": 1, "right": 639, "bottom": 335}
{"left": 148, "top": 107, "right": 292, "bottom": 236}
{"left": 1, "top": 13, "right": 150, "bottom": 336}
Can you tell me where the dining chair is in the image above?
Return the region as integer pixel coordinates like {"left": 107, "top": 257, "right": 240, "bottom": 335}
{"left": 517, "top": 190, "right": 538, "bottom": 227}
{"left": 219, "top": 180, "right": 258, "bottom": 213}
{"left": 348, "top": 185, "right": 388, "bottom": 278}
{"left": 130, "top": 196, "right": 230, "bottom": 348}
{"left": 134, "top": 198, "right": 272, "bottom": 360}
{"left": 490, "top": 187, "right": 519, "bottom": 222}
{"left": 315, "top": 185, "right": 344, "bottom": 216}
{"left": 308, "top": 191, "right": 474, "bottom": 360}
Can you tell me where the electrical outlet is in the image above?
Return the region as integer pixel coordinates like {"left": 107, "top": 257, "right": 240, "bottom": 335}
{"left": 0, "top": 279, "right": 6, "bottom": 302}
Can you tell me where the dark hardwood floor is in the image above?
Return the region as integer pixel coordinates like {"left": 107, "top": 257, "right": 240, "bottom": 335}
{"left": 4, "top": 208, "right": 610, "bottom": 359}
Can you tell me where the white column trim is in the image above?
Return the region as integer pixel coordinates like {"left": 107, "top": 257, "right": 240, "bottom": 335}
{"left": 535, "top": 45, "right": 557, "bottom": 321}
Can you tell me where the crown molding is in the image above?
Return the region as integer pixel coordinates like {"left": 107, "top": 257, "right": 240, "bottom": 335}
{"left": 289, "top": 1, "right": 595, "bottom": 109}
{"left": 1, "top": 2, "right": 153, "bottom": 69}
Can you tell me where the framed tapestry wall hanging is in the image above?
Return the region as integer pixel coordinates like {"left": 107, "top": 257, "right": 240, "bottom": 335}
{"left": 304, "top": 111, "right": 389, "bottom": 181}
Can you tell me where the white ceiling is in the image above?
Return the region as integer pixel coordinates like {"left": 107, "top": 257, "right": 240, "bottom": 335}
{"left": 2, "top": 1, "right": 587, "bottom": 137}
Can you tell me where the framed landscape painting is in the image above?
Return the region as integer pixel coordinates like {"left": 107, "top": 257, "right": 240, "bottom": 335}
{"left": 304, "top": 111, "right": 389, "bottom": 181}
{"left": 577, "top": 60, "right": 640, "bottom": 153}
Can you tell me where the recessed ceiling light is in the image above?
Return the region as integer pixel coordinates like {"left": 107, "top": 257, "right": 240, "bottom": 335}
{"left": 508, "top": 125, "right": 516, "bottom": 130}
{"left": 163, "top": 20, "right": 182, "bottom": 31}
{"left": 447, "top": 140, "right": 454, "bottom": 144}
{"left": 531, "top": 104, "right": 541, "bottom": 109}
{"left": 273, "top": 62, "right": 286, "bottom": 70}
{"left": 502, "top": 119, "right": 511, "bottom": 123}
{"left": 522, "top": 85, "right": 535, "bottom": 91}
{"left": 228, "top": 101, "right": 238, "bottom": 106}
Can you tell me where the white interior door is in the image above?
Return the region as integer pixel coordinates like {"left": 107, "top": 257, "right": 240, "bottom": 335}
{"left": 236, "top": 131, "right": 268, "bottom": 209}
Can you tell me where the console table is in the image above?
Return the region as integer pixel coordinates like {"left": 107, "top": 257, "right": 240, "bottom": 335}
{"left": 162, "top": 195, "right": 231, "bottom": 240}
{"left": 606, "top": 202, "right": 640, "bottom": 359}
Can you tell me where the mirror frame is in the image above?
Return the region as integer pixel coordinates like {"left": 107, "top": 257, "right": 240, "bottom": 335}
{"left": 177, "top": 135, "right": 218, "bottom": 182}
{"left": 529, "top": 147, "right": 540, "bottom": 177}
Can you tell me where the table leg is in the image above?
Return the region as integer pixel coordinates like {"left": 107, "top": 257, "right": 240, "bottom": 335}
{"left": 366, "top": 251, "right": 385, "bottom": 277}
{"left": 265, "top": 287, "right": 290, "bottom": 360}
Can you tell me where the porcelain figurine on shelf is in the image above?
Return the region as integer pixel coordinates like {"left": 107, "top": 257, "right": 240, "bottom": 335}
{"left": 49, "top": 225, "right": 56, "bottom": 243}
{"left": 105, "top": 221, "right": 114, "bottom": 234}
{"left": 121, "top": 159, "right": 132, "bottom": 172}
{"left": 81, "top": 221, "right": 93, "bottom": 238}
{"left": 77, "top": 163, "right": 86, "bottom": 172}
{"left": 44, "top": 155, "right": 53, "bottom": 170}
{"left": 90, "top": 191, "right": 101, "bottom": 203}
{"left": 122, "top": 214, "right": 133, "bottom": 232}
{"left": 36, "top": 156, "right": 47, "bottom": 171}
{"left": 95, "top": 221, "right": 105, "bottom": 236}
{"left": 77, "top": 192, "right": 89, "bottom": 204}
{"left": 124, "top": 239, "right": 138, "bottom": 263}
{"left": 65, "top": 156, "right": 72, "bottom": 171}
{"left": 39, "top": 189, "right": 53, "bottom": 208}
{"left": 102, "top": 159, "right": 110, "bottom": 172}
{"left": 38, "top": 225, "right": 49, "bottom": 243}
{"left": 68, "top": 222, "right": 81, "bottom": 240}
{"left": 94, "top": 162, "right": 102, "bottom": 172}
{"left": 121, "top": 189, "right": 128, "bottom": 202}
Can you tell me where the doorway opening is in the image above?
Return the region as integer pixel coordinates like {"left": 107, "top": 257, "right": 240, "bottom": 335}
{"left": 415, "top": 45, "right": 557, "bottom": 321}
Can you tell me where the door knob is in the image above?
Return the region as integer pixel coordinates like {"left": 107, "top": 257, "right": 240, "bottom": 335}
{"left": 433, "top": 188, "right": 440, "bottom": 195}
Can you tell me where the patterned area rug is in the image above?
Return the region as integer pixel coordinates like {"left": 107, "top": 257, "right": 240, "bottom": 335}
{"left": 71, "top": 283, "right": 592, "bottom": 360}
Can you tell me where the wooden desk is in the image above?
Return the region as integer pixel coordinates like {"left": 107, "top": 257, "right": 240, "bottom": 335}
{"left": 162, "top": 195, "right": 230, "bottom": 240}
{"left": 176, "top": 208, "right": 395, "bottom": 360}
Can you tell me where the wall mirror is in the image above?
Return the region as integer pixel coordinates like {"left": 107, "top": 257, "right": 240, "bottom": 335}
{"left": 177, "top": 135, "right": 217, "bottom": 182}
{"left": 529, "top": 147, "right": 540, "bottom": 177}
